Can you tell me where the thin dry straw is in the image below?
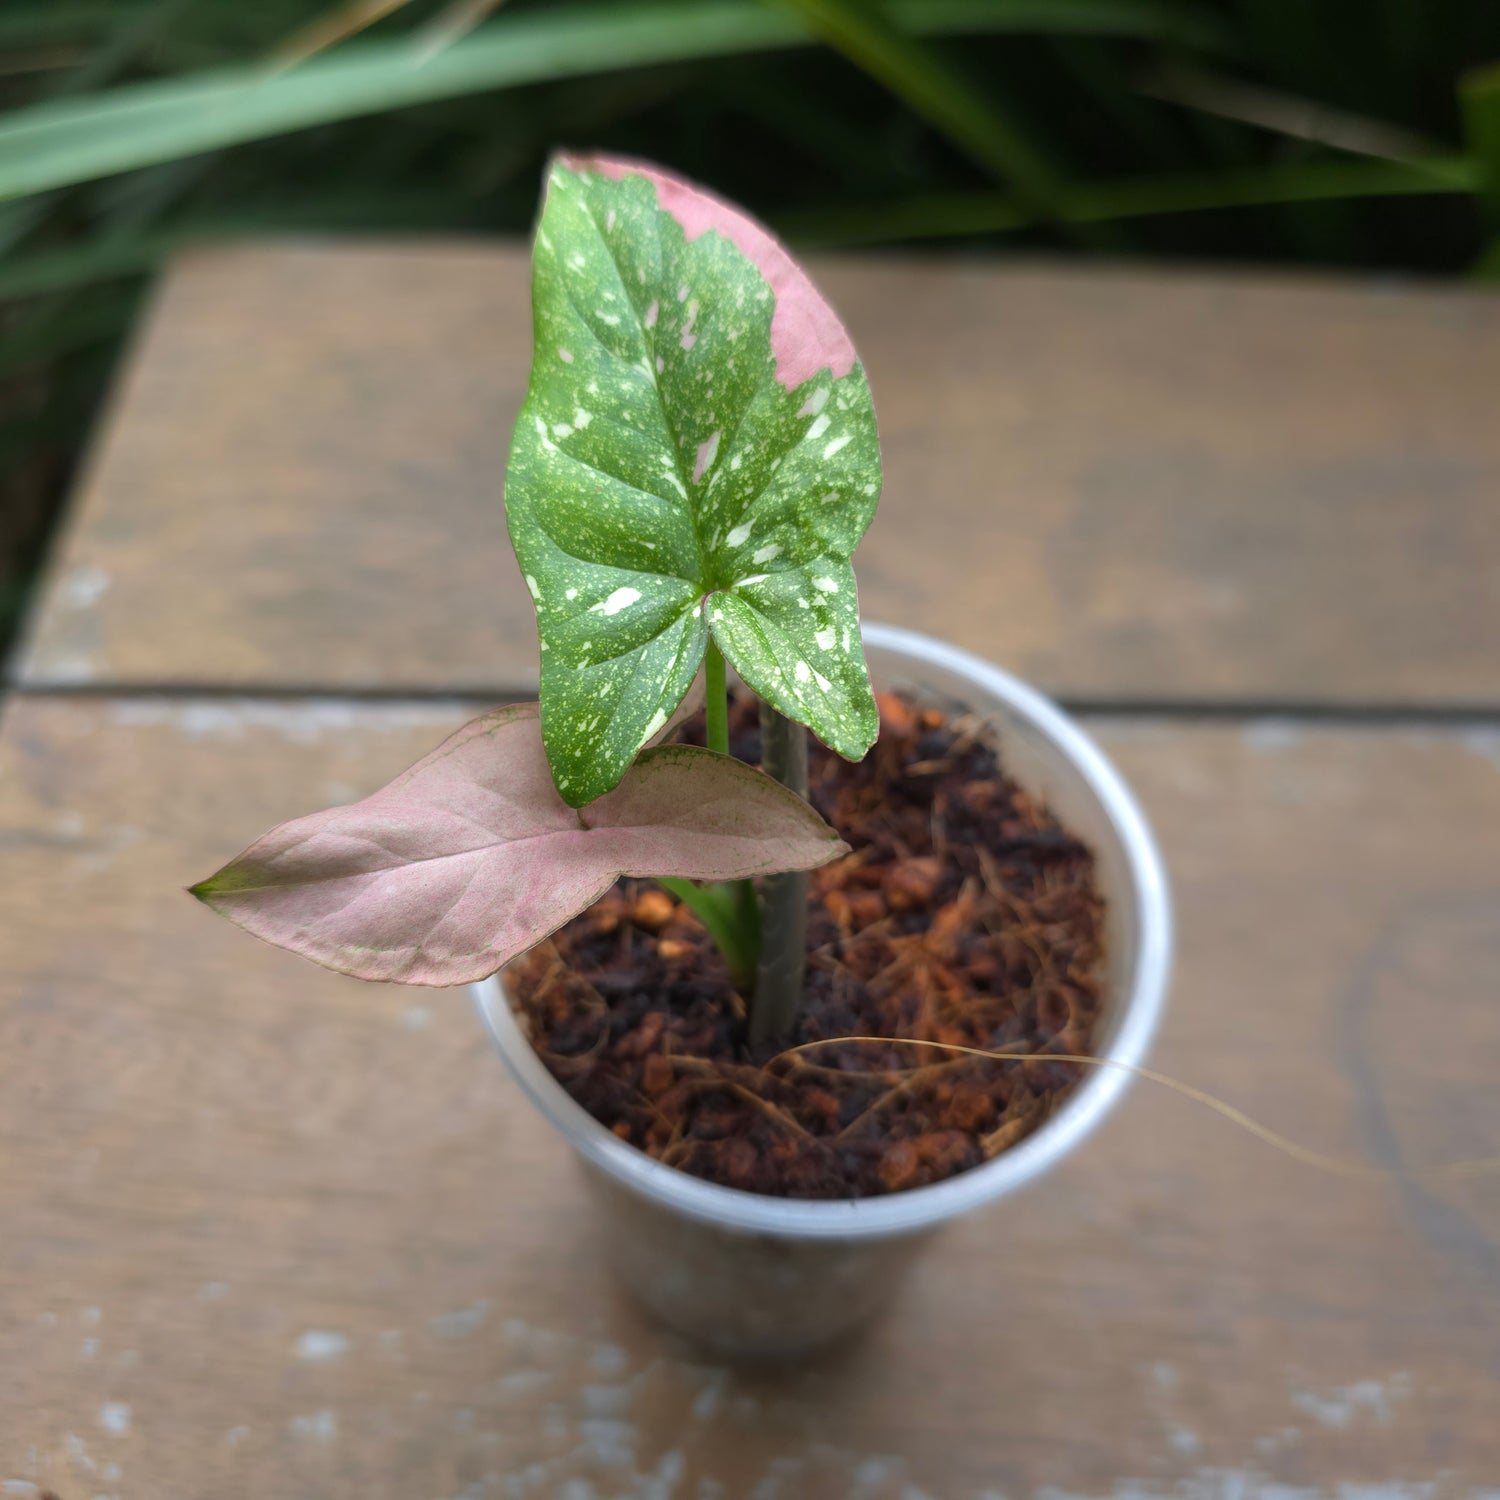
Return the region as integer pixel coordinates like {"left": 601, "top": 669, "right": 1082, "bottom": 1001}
{"left": 771, "top": 1037, "right": 1500, "bottom": 1184}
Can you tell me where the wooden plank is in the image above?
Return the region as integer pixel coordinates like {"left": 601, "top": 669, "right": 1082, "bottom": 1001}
{"left": 3, "top": 697, "right": 1498, "bottom": 1496}
{"left": 14, "top": 243, "right": 1500, "bottom": 705}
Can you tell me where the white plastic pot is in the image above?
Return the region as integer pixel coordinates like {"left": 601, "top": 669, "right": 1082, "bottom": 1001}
{"left": 471, "top": 622, "right": 1172, "bottom": 1361}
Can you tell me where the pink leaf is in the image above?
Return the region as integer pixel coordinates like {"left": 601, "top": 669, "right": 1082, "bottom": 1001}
{"left": 191, "top": 703, "right": 845, "bottom": 987}
{"left": 557, "top": 151, "right": 857, "bottom": 392}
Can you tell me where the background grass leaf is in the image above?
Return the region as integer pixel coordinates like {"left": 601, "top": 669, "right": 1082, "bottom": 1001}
{"left": 3, "top": 0, "right": 1498, "bottom": 664}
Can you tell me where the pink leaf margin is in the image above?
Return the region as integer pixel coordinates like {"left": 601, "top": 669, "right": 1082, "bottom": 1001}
{"left": 191, "top": 702, "right": 845, "bottom": 988}
{"left": 555, "top": 151, "right": 857, "bottom": 392}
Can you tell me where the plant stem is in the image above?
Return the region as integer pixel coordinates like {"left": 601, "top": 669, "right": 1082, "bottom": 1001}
{"left": 656, "top": 876, "right": 756, "bottom": 993}
{"left": 747, "top": 701, "right": 809, "bottom": 1051}
{"left": 704, "top": 638, "right": 729, "bottom": 755}
{"left": 657, "top": 645, "right": 756, "bottom": 992}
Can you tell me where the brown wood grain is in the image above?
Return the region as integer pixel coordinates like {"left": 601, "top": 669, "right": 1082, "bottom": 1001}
{"left": 3, "top": 696, "right": 1497, "bottom": 1497}
{"left": 15, "top": 243, "right": 1500, "bottom": 704}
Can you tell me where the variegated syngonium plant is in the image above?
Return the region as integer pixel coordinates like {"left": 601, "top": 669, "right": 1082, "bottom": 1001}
{"left": 191, "top": 155, "right": 881, "bottom": 1026}
{"left": 509, "top": 153, "right": 882, "bottom": 807}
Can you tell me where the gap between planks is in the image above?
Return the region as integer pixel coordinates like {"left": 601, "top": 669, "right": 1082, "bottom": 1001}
{"left": 6, "top": 678, "right": 1500, "bottom": 730}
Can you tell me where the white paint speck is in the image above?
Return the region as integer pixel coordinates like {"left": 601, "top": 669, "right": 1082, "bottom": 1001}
{"left": 558, "top": 348, "right": 573, "bottom": 363}
{"left": 1165, "top": 1423, "right": 1201, "bottom": 1456}
{"left": 289, "top": 1410, "right": 337, "bottom": 1442}
{"left": 1289, "top": 1374, "right": 1411, "bottom": 1429}
{"left": 812, "top": 576, "right": 839, "bottom": 593}
{"left": 588, "top": 1342, "right": 628, "bottom": 1376}
{"left": 752, "top": 543, "right": 781, "bottom": 564}
{"left": 690, "top": 1371, "right": 727, "bottom": 1422}
{"left": 726, "top": 523, "right": 752, "bottom": 548}
{"left": 572, "top": 407, "right": 592, "bottom": 428}
{"left": 580, "top": 1384, "right": 633, "bottom": 1418}
{"left": 428, "top": 1300, "right": 491, "bottom": 1340}
{"left": 1245, "top": 718, "right": 1304, "bottom": 752}
{"left": 591, "top": 587, "right": 641, "bottom": 616}
{"left": 1462, "top": 728, "right": 1500, "bottom": 769}
{"left": 734, "top": 575, "right": 768, "bottom": 588}
{"left": 798, "top": 387, "right": 830, "bottom": 418}
{"left": 578, "top": 1418, "right": 636, "bottom": 1467}
{"left": 496, "top": 1369, "right": 552, "bottom": 1398}
{"left": 806, "top": 413, "right": 830, "bottom": 441}
{"left": 38, "top": 650, "right": 95, "bottom": 683}
{"left": 98, "top": 1403, "right": 131, "bottom": 1436}
{"left": 296, "top": 1330, "right": 350, "bottom": 1363}
{"left": 814, "top": 628, "right": 835, "bottom": 651}
{"left": 794, "top": 661, "right": 811, "bottom": 684}
{"left": 644, "top": 300, "right": 659, "bottom": 328}
{"left": 648, "top": 1449, "right": 685, "bottom": 1496}
{"left": 60, "top": 566, "right": 112, "bottom": 610}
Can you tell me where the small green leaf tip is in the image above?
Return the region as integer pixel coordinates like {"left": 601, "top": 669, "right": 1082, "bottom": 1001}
{"left": 505, "top": 153, "right": 882, "bottom": 806}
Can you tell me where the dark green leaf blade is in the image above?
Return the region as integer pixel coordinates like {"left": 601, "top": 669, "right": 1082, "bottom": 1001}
{"left": 701, "top": 362, "right": 880, "bottom": 759}
{"left": 709, "top": 560, "right": 876, "bottom": 760}
{"left": 507, "top": 155, "right": 882, "bottom": 804}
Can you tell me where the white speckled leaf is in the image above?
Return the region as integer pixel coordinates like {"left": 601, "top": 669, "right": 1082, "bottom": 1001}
{"left": 190, "top": 703, "right": 846, "bottom": 986}
{"left": 506, "top": 154, "right": 882, "bottom": 806}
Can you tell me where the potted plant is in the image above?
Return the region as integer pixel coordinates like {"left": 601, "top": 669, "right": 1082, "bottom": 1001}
{"left": 193, "top": 155, "right": 1172, "bottom": 1361}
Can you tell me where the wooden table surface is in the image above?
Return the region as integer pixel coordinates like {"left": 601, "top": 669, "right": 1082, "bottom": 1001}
{"left": 3, "top": 242, "right": 1498, "bottom": 1500}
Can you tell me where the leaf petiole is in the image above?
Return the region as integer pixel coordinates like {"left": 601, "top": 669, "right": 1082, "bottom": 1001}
{"left": 657, "top": 875, "right": 757, "bottom": 993}
{"left": 704, "top": 638, "right": 729, "bottom": 757}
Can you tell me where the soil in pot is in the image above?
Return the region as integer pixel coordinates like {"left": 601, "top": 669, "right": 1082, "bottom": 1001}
{"left": 505, "top": 689, "right": 1106, "bottom": 1199}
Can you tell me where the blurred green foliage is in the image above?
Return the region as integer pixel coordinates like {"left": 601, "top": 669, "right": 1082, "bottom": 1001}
{"left": 2, "top": 0, "right": 1499, "bottom": 659}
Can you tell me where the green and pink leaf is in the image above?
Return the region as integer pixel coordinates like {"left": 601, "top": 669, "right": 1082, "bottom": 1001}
{"left": 190, "top": 703, "right": 845, "bottom": 986}
{"left": 506, "top": 154, "right": 882, "bottom": 806}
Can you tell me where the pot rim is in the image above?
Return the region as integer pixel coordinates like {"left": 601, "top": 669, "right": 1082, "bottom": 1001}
{"left": 471, "top": 621, "right": 1172, "bottom": 1242}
